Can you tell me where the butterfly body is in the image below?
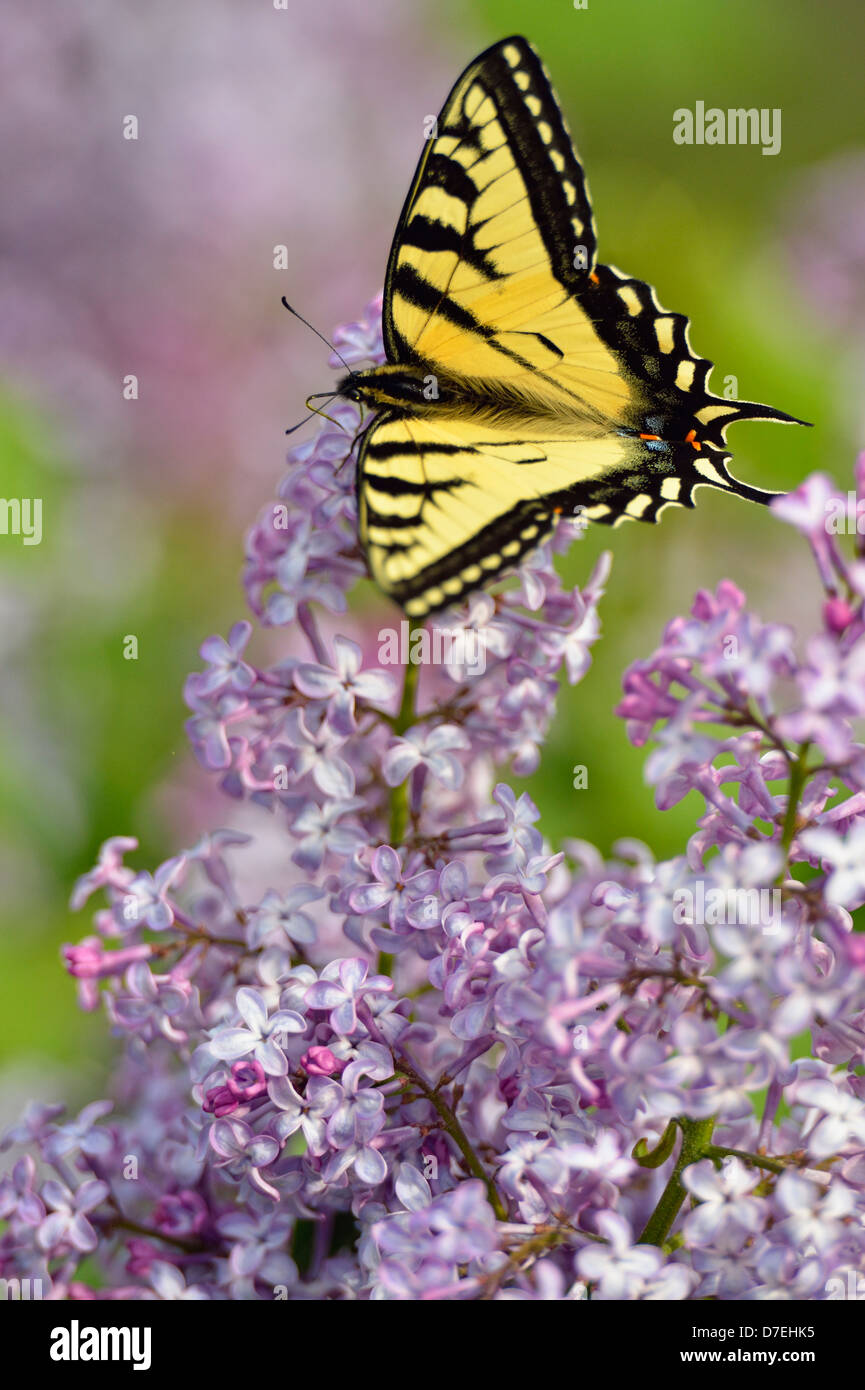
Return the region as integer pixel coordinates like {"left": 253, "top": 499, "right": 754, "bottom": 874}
{"left": 344, "top": 35, "right": 807, "bottom": 619}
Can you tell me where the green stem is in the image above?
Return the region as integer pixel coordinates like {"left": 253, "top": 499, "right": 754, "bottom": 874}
{"left": 777, "top": 742, "right": 810, "bottom": 878}
{"left": 388, "top": 636, "right": 422, "bottom": 847}
{"left": 388, "top": 784, "right": 409, "bottom": 849}
{"left": 378, "top": 631, "right": 423, "bottom": 977}
{"left": 108, "top": 1215, "right": 205, "bottom": 1254}
{"left": 395, "top": 1061, "right": 507, "bottom": 1221}
{"left": 638, "top": 1117, "right": 715, "bottom": 1247}
{"left": 479, "top": 1225, "right": 574, "bottom": 1298}
{"left": 704, "top": 1144, "right": 788, "bottom": 1176}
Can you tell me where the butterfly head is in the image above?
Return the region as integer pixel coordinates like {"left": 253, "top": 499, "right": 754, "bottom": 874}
{"left": 336, "top": 373, "right": 363, "bottom": 405}
{"left": 337, "top": 365, "right": 437, "bottom": 411}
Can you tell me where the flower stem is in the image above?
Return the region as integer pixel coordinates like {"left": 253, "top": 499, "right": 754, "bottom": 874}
{"left": 637, "top": 1117, "right": 715, "bottom": 1247}
{"left": 479, "top": 1224, "right": 574, "bottom": 1298}
{"left": 704, "top": 1144, "right": 789, "bottom": 1176}
{"left": 107, "top": 1215, "right": 206, "bottom": 1254}
{"left": 379, "top": 632, "right": 423, "bottom": 977}
{"left": 388, "top": 641, "right": 422, "bottom": 847}
{"left": 777, "top": 742, "right": 810, "bottom": 876}
{"left": 395, "top": 1059, "right": 508, "bottom": 1221}
{"left": 297, "top": 601, "right": 330, "bottom": 665}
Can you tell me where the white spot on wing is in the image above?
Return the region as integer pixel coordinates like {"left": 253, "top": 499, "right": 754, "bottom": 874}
{"left": 655, "top": 317, "right": 675, "bottom": 353}
{"left": 695, "top": 459, "right": 727, "bottom": 485}
{"left": 617, "top": 286, "right": 642, "bottom": 316}
{"left": 625, "top": 495, "right": 652, "bottom": 517}
{"left": 675, "top": 360, "right": 696, "bottom": 391}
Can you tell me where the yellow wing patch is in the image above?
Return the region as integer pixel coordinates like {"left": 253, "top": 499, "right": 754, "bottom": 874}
{"left": 384, "top": 47, "right": 640, "bottom": 426}
{"left": 358, "top": 411, "right": 724, "bottom": 618}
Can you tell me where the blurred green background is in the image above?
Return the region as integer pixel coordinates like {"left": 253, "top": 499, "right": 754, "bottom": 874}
{"left": 1, "top": 0, "right": 862, "bottom": 1107}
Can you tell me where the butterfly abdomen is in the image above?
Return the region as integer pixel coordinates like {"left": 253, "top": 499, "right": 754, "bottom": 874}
{"left": 344, "top": 365, "right": 621, "bottom": 437}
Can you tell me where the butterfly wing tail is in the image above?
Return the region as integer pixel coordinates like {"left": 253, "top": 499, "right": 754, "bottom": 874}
{"left": 697, "top": 399, "right": 813, "bottom": 449}
{"left": 700, "top": 450, "right": 783, "bottom": 507}
{"left": 582, "top": 438, "right": 786, "bottom": 525}
{"left": 729, "top": 401, "right": 811, "bottom": 427}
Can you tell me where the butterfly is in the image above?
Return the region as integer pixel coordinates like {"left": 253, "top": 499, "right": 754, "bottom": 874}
{"left": 336, "top": 34, "right": 808, "bottom": 619}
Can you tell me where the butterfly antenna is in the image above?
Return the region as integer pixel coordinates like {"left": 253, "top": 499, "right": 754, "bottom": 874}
{"left": 281, "top": 297, "right": 356, "bottom": 377}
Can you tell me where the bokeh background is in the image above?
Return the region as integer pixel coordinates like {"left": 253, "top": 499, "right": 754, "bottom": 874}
{"left": 1, "top": 0, "right": 863, "bottom": 1115}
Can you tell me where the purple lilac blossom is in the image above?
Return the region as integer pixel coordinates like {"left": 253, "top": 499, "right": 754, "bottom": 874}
{"left": 5, "top": 303, "right": 865, "bottom": 1300}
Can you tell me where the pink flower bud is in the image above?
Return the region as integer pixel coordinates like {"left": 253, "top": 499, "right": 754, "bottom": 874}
{"left": 300, "top": 1046, "right": 344, "bottom": 1076}
{"left": 824, "top": 596, "right": 854, "bottom": 633}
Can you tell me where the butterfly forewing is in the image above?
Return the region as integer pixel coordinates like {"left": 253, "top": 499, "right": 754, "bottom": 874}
{"left": 382, "top": 38, "right": 643, "bottom": 423}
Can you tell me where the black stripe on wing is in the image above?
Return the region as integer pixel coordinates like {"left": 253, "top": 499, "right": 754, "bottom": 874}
{"left": 395, "top": 210, "right": 500, "bottom": 282}
{"left": 382, "top": 34, "right": 597, "bottom": 363}
{"left": 385, "top": 498, "right": 560, "bottom": 615}
{"left": 358, "top": 421, "right": 470, "bottom": 543}
{"left": 359, "top": 427, "right": 781, "bottom": 616}
{"left": 390, "top": 262, "right": 555, "bottom": 374}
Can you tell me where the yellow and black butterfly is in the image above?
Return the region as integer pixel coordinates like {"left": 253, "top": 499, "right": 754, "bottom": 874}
{"left": 337, "top": 34, "right": 807, "bottom": 619}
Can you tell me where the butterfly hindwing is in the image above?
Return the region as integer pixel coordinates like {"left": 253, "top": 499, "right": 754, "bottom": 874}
{"left": 581, "top": 261, "right": 804, "bottom": 447}
{"left": 358, "top": 411, "right": 750, "bottom": 617}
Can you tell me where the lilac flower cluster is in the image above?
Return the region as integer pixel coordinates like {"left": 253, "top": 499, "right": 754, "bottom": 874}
{"left": 6, "top": 305, "right": 865, "bottom": 1301}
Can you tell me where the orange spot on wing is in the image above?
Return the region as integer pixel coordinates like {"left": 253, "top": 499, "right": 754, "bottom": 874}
{"left": 588, "top": 271, "right": 600, "bottom": 285}
{"left": 685, "top": 429, "right": 702, "bottom": 451}
{"left": 639, "top": 433, "right": 661, "bottom": 441}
